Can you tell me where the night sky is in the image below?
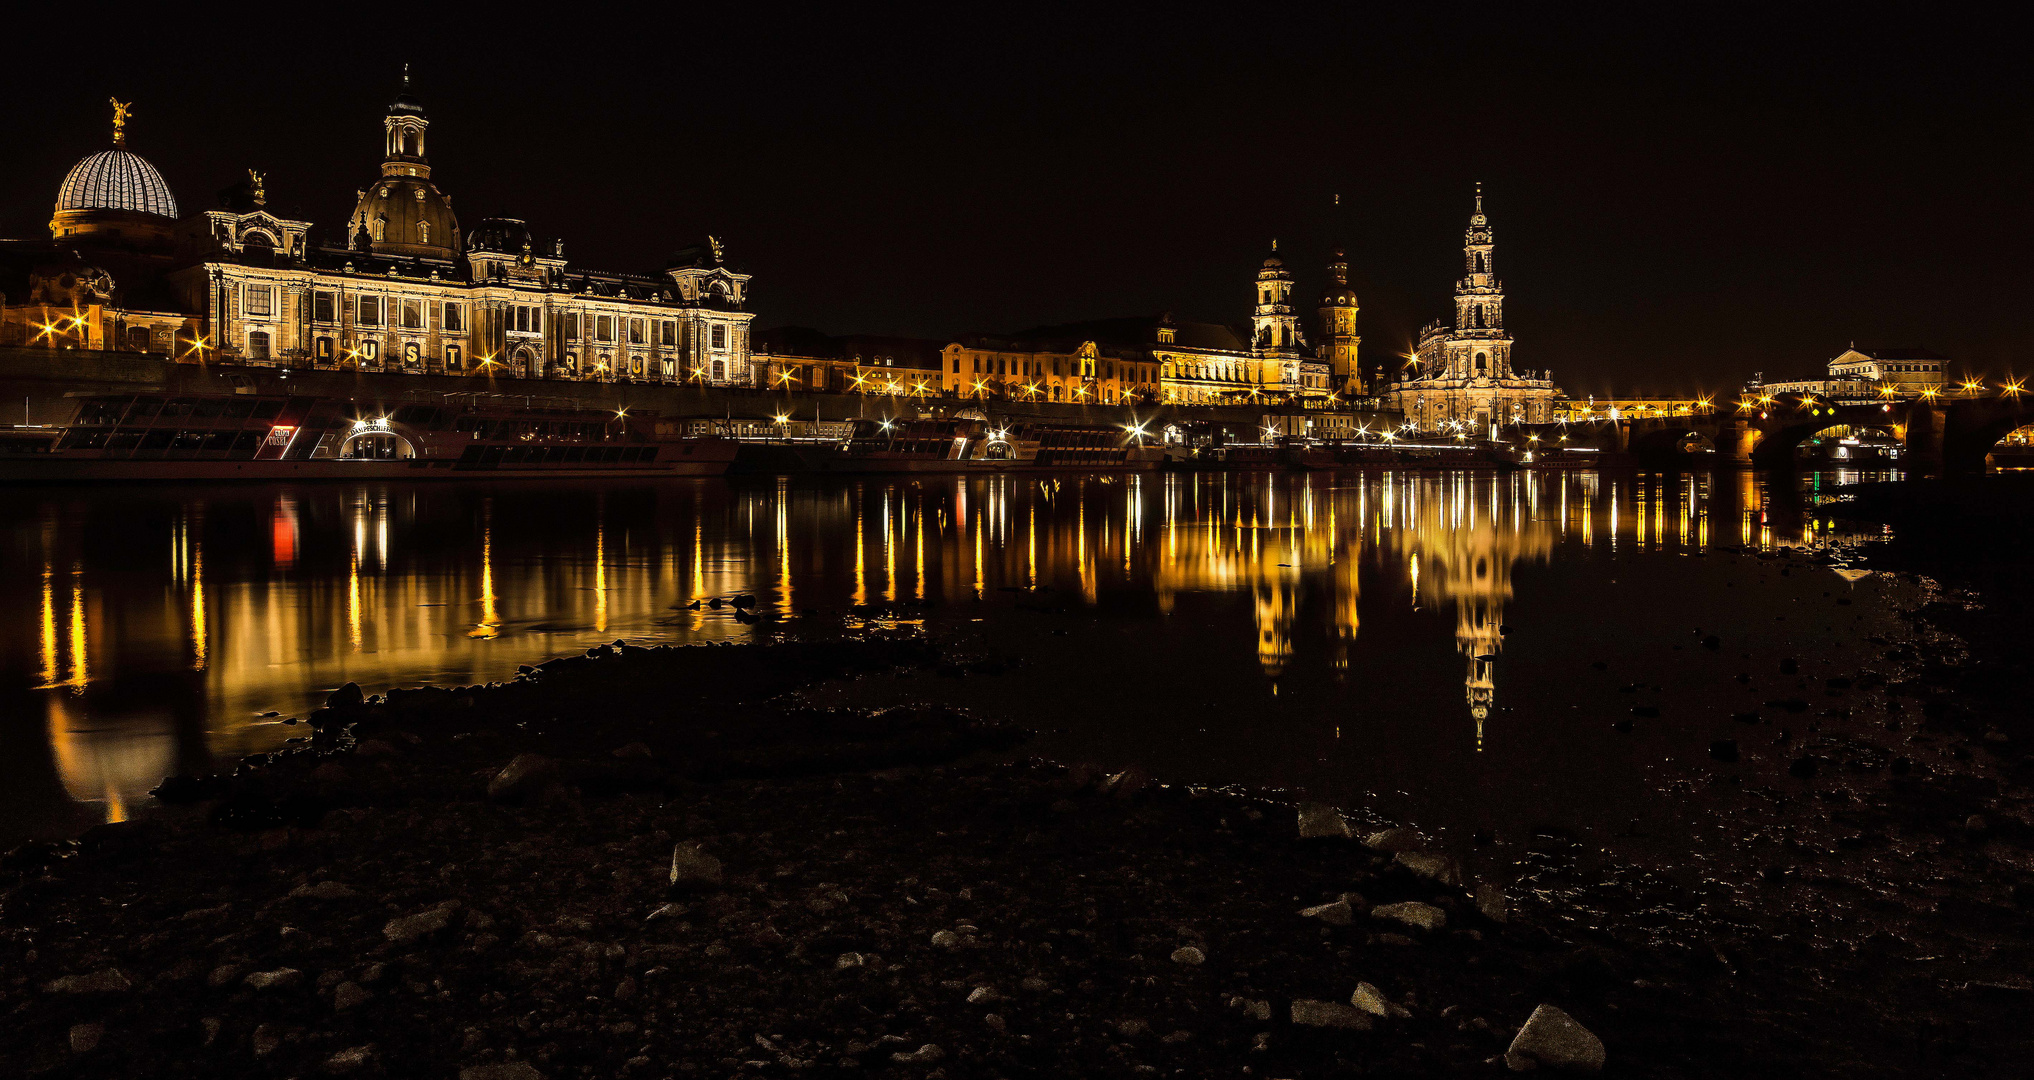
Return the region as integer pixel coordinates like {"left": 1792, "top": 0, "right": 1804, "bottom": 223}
{"left": 1, "top": 7, "right": 2024, "bottom": 397}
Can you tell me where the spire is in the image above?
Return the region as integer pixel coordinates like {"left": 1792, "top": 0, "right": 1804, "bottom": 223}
{"left": 1471, "top": 182, "right": 1487, "bottom": 226}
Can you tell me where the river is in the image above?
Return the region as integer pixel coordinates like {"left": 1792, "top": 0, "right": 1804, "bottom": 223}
{"left": 0, "top": 469, "right": 1910, "bottom": 851}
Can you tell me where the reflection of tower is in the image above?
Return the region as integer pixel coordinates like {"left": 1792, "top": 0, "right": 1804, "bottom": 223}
{"left": 1395, "top": 476, "right": 1554, "bottom": 746}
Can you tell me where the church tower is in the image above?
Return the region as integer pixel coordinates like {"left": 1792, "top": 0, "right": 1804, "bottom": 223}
{"left": 1251, "top": 242, "right": 1303, "bottom": 388}
{"left": 1316, "top": 248, "right": 1362, "bottom": 395}
{"left": 348, "top": 70, "right": 460, "bottom": 261}
{"left": 1443, "top": 184, "right": 1511, "bottom": 384}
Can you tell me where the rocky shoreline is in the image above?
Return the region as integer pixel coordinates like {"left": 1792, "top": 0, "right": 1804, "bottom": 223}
{"left": 5, "top": 524, "right": 2034, "bottom": 1078}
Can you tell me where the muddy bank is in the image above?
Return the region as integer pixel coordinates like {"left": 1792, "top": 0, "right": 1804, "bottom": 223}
{"left": 2, "top": 617, "right": 2032, "bottom": 1077}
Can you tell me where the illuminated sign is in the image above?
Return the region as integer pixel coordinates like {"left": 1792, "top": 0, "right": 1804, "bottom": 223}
{"left": 266, "top": 425, "right": 296, "bottom": 446}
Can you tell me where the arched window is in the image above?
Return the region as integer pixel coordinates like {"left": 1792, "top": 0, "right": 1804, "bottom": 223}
{"left": 370, "top": 216, "right": 386, "bottom": 242}
{"left": 418, "top": 221, "right": 430, "bottom": 244}
{"left": 1475, "top": 353, "right": 1488, "bottom": 374}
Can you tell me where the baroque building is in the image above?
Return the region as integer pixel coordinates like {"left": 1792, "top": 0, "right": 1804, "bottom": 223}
{"left": 1383, "top": 187, "right": 1560, "bottom": 432}
{"left": 2, "top": 85, "right": 755, "bottom": 385}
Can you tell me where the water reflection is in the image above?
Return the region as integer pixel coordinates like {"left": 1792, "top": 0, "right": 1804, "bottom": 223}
{"left": 0, "top": 469, "right": 1896, "bottom": 845}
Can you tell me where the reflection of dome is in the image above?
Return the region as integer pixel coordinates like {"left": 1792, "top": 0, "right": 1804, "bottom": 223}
{"left": 57, "top": 149, "right": 179, "bottom": 218}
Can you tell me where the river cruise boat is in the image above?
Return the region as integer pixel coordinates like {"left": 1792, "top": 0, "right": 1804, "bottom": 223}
{"left": 722, "top": 415, "right": 1166, "bottom": 473}
{"left": 0, "top": 392, "right": 736, "bottom": 481}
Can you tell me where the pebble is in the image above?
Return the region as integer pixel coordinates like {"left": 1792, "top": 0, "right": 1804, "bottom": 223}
{"left": 486, "top": 753, "right": 557, "bottom": 804}
{"left": 1169, "top": 945, "right": 1206, "bottom": 966}
{"left": 324, "top": 1045, "right": 376, "bottom": 1074}
{"left": 252, "top": 1023, "right": 281, "bottom": 1057}
{"left": 334, "top": 981, "right": 372, "bottom": 1012}
{"left": 383, "top": 901, "right": 461, "bottom": 945}
{"left": 890, "top": 1043, "right": 945, "bottom": 1065}
{"left": 931, "top": 930, "right": 961, "bottom": 947}
{"left": 1299, "top": 899, "right": 1355, "bottom": 925}
{"left": 669, "top": 842, "right": 725, "bottom": 889}
{"left": 40, "top": 969, "right": 131, "bottom": 996}
{"left": 69, "top": 1021, "right": 103, "bottom": 1054}
{"left": 1370, "top": 901, "right": 1447, "bottom": 932}
{"left": 1505, "top": 1004, "right": 1605, "bottom": 1072}
{"left": 1350, "top": 982, "right": 1393, "bottom": 1017}
{"left": 1477, "top": 881, "right": 1510, "bottom": 924}
{"left": 244, "top": 968, "right": 304, "bottom": 992}
{"left": 289, "top": 880, "right": 358, "bottom": 901}
{"left": 459, "top": 1064, "right": 548, "bottom": 1080}
{"left": 1291, "top": 999, "right": 1374, "bottom": 1029}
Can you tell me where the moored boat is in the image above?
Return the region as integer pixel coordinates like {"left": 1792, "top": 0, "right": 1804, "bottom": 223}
{"left": 0, "top": 391, "right": 736, "bottom": 481}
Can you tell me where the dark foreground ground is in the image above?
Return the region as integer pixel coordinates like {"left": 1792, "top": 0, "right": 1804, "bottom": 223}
{"left": 4, "top": 477, "right": 2034, "bottom": 1079}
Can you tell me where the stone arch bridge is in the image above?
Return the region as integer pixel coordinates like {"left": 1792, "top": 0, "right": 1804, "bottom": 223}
{"left": 1532, "top": 393, "right": 2034, "bottom": 473}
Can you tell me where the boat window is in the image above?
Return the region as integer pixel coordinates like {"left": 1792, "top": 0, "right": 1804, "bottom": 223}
{"left": 76, "top": 398, "right": 131, "bottom": 425}
{"left": 160, "top": 398, "right": 197, "bottom": 420}
{"left": 223, "top": 399, "right": 258, "bottom": 420}
{"left": 105, "top": 430, "right": 143, "bottom": 452}
{"left": 202, "top": 433, "right": 235, "bottom": 451}
{"left": 138, "top": 430, "right": 173, "bottom": 450}
{"left": 170, "top": 431, "right": 206, "bottom": 451}
{"left": 230, "top": 431, "right": 263, "bottom": 454}
{"left": 193, "top": 399, "right": 225, "bottom": 420}
{"left": 251, "top": 400, "right": 285, "bottom": 420}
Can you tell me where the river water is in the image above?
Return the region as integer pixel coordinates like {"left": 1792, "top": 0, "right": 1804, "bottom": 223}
{"left": 0, "top": 469, "right": 1911, "bottom": 851}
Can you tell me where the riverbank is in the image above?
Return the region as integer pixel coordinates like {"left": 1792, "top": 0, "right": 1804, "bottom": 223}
{"left": 5, "top": 593, "right": 2033, "bottom": 1078}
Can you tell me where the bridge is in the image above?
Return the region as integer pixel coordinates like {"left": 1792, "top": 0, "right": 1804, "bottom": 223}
{"left": 1530, "top": 392, "right": 2034, "bottom": 473}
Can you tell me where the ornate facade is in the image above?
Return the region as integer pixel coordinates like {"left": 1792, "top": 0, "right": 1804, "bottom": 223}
{"left": 1383, "top": 187, "right": 1560, "bottom": 432}
{"left": 2, "top": 85, "right": 755, "bottom": 385}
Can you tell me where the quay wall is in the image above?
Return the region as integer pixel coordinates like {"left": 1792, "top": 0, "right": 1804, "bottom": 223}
{"left": 0, "top": 347, "right": 1398, "bottom": 434}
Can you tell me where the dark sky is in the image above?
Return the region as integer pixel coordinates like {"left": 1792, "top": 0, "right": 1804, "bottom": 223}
{"left": 1, "top": 6, "right": 2025, "bottom": 396}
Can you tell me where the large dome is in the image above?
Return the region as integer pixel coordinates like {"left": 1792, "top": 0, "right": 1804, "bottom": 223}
{"left": 57, "top": 149, "right": 178, "bottom": 218}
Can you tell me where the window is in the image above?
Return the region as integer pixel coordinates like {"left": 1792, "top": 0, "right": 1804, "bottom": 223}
{"left": 401, "top": 300, "right": 422, "bottom": 330}
{"left": 418, "top": 221, "right": 430, "bottom": 244}
{"left": 244, "top": 285, "right": 273, "bottom": 317}
{"left": 596, "top": 315, "right": 614, "bottom": 342}
{"left": 659, "top": 321, "right": 676, "bottom": 346}
{"left": 248, "top": 331, "right": 270, "bottom": 359}
{"left": 370, "top": 216, "right": 386, "bottom": 242}
{"left": 313, "top": 291, "right": 335, "bottom": 323}
{"left": 443, "top": 303, "right": 464, "bottom": 332}
{"left": 953, "top": 357, "right": 960, "bottom": 373}
{"left": 357, "top": 296, "right": 384, "bottom": 327}
{"left": 629, "top": 319, "right": 645, "bottom": 345}
{"left": 711, "top": 325, "right": 727, "bottom": 349}
{"left": 528, "top": 307, "right": 542, "bottom": 333}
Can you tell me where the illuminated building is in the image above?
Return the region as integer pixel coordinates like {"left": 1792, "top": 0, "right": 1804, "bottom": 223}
{"left": 1383, "top": 187, "right": 1561, "bottom": 433}
{"left": 1755, "top": 345, "right": 1951, "bottom": 401}
{"left": 1315, "top": 248, "right": 1363, "bottom": 397}
{"left": 752, "top": 328, "right": 946, "bottom": 396}
{"left": 2, "top": 84, "right": 755, "bottom": 385}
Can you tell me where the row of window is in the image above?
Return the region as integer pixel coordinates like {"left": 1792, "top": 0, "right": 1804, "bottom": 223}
{"left": 251, "top": 286, "right": 735, "bottom": 350}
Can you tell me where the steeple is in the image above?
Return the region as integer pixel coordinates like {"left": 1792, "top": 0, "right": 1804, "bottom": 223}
{"left": 1252, "top": 241, "right": 1304, "bottom": 381}
{"left": 1316, "top": 247, "right": 1362, "bottom": 395}
{"left": 1446, "top": 183, "right": 1509, "bottom": 382}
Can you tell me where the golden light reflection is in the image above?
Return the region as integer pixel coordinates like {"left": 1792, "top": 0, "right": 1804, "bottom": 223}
{"left": 190, "top": 546, "right": 207, "bottom": 671}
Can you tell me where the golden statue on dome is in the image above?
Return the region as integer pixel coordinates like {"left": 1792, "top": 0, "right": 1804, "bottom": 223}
{"left": 248, "top": 169, "right": 266, "bottom": 207}
{"left": 109, "top": 98, "right": 132, "bottom": 146}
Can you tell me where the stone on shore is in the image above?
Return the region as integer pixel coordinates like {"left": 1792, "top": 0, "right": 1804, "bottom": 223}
{"left": 669, "top": 842, "right": 724, "bottom": 889}
{"left": 41, "top": 969, "right": 131, "bottom": 996}
{"left": 1477, "top": 880, "right": 1510, "bottom": 924}
{"left": 1371, "top": 901, "right": 1446, "bottom": 932}
{"left": 1505, "top": 1004, "right": 1606, "bottom": 1072}
{"left": 334, "top": 981, "right": 372, "bottom": 1012}
{"left": 324, "top": 1045, "right": 376, "bottom": 1074}
{"left": 1350, "top": 982, "right": 1396, "bottom": 1017}
{"left": 243, "top": 968, "right": 304, "bottom": 992}
{"left": 382, "top": 901, "right": 461, "bottom": 945}
{"left": 69, "top": 1022, "right": 103, "bottom": 1054}
{"left": 1170, "top": 945, "right": 1206, "bottom": 966}
{"left": 1363, "top": 827, "right": 1425, "bottom": 852}
{"left": 1297, "top": 802, "right": 1353, "bottom": 839}
{"left": 1292, "top": 999, "right": 1374, "bottom": 1029}
{"left": 459, "top": 1064, "right": 547, "bottom": 1080}
{"left": 289, "top": 880, "right": 357, "bottom": 901}
{"left": 486, "top": 753, "right": 558, "bottom": 804}
{"left": 1395, "top": 851, "right": 1464, "bottom": 886}
{"left": 1299, "top": 899, "right": 1355, "bottom": 925}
